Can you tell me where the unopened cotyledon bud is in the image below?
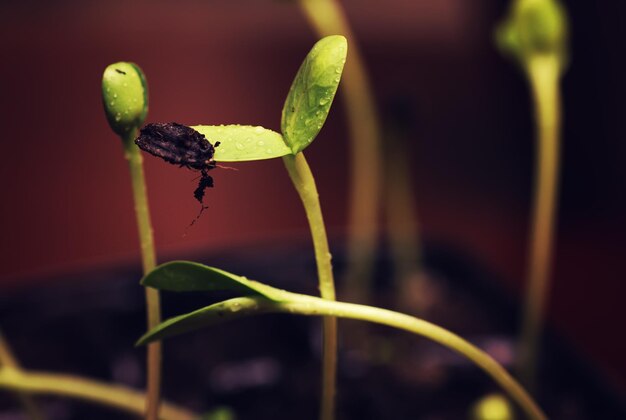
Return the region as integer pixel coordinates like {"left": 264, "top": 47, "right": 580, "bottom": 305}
{"left": 102, "top": 62, "right": 148, "bottom": 136}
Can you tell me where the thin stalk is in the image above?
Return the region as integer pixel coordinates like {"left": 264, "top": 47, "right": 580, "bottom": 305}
{"left": 299, "top": 0, "right": 382, "bottom": 302}
{"left": 283, "top": 153, "right": 337, "bottom": 420}
{"left": 518, "top": 55, "right": 561, "bottom": 390}
{"left": 189, "top": 294, "right": 546, "bottom": 420}
{"left": 122, "top": 132, "right": 162, "bottom": 420}
{"left": 0, "top": 331, "right": 44, "bottom": 419}
{"left": 0, "top": 367, "right": 196, "bottom": 420}
{"left": 384, "top": 125, "right": 422, "bottom": 298}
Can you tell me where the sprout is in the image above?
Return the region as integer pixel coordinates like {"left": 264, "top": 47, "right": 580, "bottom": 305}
{"left": 102, "top": 62, "right": 148, "bottom": 136}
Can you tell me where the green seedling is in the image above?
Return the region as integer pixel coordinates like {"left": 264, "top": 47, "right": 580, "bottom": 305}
{"left": 0, "top": 63, "right": 199, "bottom": 420}
{"left": 132, "top": 36, "right": 346, "bottom": 420}
{"left": 136, "top": 261, "right": 546, "bottom": 420}
{"left": 102, "top": 61, "right": 163, "bottom": 419}
{"left": 496, "top": 0, "right": 569, "bottom": 391}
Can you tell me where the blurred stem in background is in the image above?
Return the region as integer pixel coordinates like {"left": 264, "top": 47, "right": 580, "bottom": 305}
{"left": 496, "top": 0, "right": 568, "bottom": 391}
{"left": 298, "top": 0, "right": 382, "bottom": 303}
{"left": 0, "top": 331, "right": 44, "bottom": 420}
{"left": 0, "top": 366, "right": 196, "bottom": 420}
{"left": 519, "top": 54, "right": 561, "bottom": 391}
{"left": 102, "top": 62, "right": 162, "bottom": 419}
{"left": 382, "top": 99, "right": 424, "bottom": 313}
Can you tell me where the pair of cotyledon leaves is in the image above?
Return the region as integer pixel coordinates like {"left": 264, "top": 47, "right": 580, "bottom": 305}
{"left": 204, "top": 35, "right": 347, "bottom": 159}
{"left": 137, "top": 261, "right": 292, "bottom": 345}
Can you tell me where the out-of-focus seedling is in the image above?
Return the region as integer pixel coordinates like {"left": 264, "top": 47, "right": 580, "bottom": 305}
{"left": 472, "top": 393, "right": 515, "bottom": 420}
{"left": 102, "top": 62, "right": 163, "bottom": 420}
{"left": 495, "top": 0, "right": 569, "bottom": 391}
{"left": 0, "top": 331, "right": 43, "bottom": 419}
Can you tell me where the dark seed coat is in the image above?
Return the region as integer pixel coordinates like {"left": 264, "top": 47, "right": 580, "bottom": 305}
{"left": 135, "top": 122, "right": 217, "bottom": 204}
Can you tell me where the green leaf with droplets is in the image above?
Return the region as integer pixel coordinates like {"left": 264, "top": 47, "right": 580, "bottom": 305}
{"left": 281, "top": 35, "right": 347, "bottom": 154}
{"left": 141, "top": 261, "right": 287, "bottom": 299}
{"left": 191, "top": 125, "right": 291, "bottom": 162}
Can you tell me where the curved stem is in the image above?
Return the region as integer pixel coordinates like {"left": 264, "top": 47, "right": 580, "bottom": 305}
{"left": 285, "top": 296, "right": 546, "bottom": 420}
{"left": 200, "top": 294, "right": 545, "bottom": 420}
{"left": 283, "top": 153, "right": 337, "bottom": 420}
{"left": 298, "top": 0, "right": 382, "bottom": 303}
{"left": 518, "top": 55, "right": 561, "bottom": 390}
{"left": 0, "top": 331, "right": 44, "bottom": 419}
{"left": 123, "top": 132, "right": 162, "bottom": 420}
{"left": 0, "top": 367, "right": 196, "bottom": 420}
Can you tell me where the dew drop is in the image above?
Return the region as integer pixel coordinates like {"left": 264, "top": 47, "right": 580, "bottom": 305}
{"left": 113, "top": 93, "right": 118, "bottom": 99}
{"left": 257, "top": 140, "right": 265, "bottom": 146}
{"left": 335, "top": 67, "right": 342, "bottom": 74}
{"left": 236, "top": 142, "right": 244, "bottom": 150}
{"left": 245, "top": 137, "right": 252, "bottom": 143}
{"left": 319, "top": 98, "right": 329, "bottom": 106}
{"left": 254, "top": 126, "right": 264, "bottom": 133}
{"left": 109, "top": 101, "right": 115, "bottom": 106}
{"left": 266, "top": 148, "right": 273, "bottom": 154}
{"left": 106, "top": 88, "right": 111, "bottom": 93}
{"left": 123, "top": 82, "right": 128, "bottom": 87}
{"left": 231, "top": 302, "right": 242, "bottom": 312}
{"left": 114, "top": 113, "right": 121, "bottom": 122}
{"left": 334, "top": 76, "right": 341, "bottom": 83}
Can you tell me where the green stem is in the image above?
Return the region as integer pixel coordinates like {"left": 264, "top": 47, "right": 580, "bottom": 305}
{"left": 0, "top": 367, "right": 197, "bottom": 420}
{"left": 123, "top": 132, "right": 162, "bottom": 420}
{"left": 285, "top": 296, "right": 546, "bottom": 420}
{"left": 0, "top": 331, "right": 44, "bottom": 420}
{"left": 182, "top": 294, "right": 546, "bottom": 420}
{"left": 518, "top": 55, "right": 561, "bottom": 391}
{"left": 298, "top": 0, "right": 382, "bottom": 303}
{"left": 283, "top": 153, "right": 337, "bottom": 420}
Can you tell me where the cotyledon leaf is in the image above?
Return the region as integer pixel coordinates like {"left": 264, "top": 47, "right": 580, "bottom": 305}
{"left": 141, "top": 261, "right": 288, "bottom": 300}
{"left": 136, "top": 296, "right": 273, "bottom": 345}
{"left": 281, "top": 35, "right": 347, "bottom": 154}
{"left": 192, "top": 125, "right": 291, "bottom": 162}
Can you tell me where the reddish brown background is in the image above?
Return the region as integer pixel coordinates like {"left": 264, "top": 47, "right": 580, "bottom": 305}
{"left": 1, "top": 0, "right": 625, "bottom": 397}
